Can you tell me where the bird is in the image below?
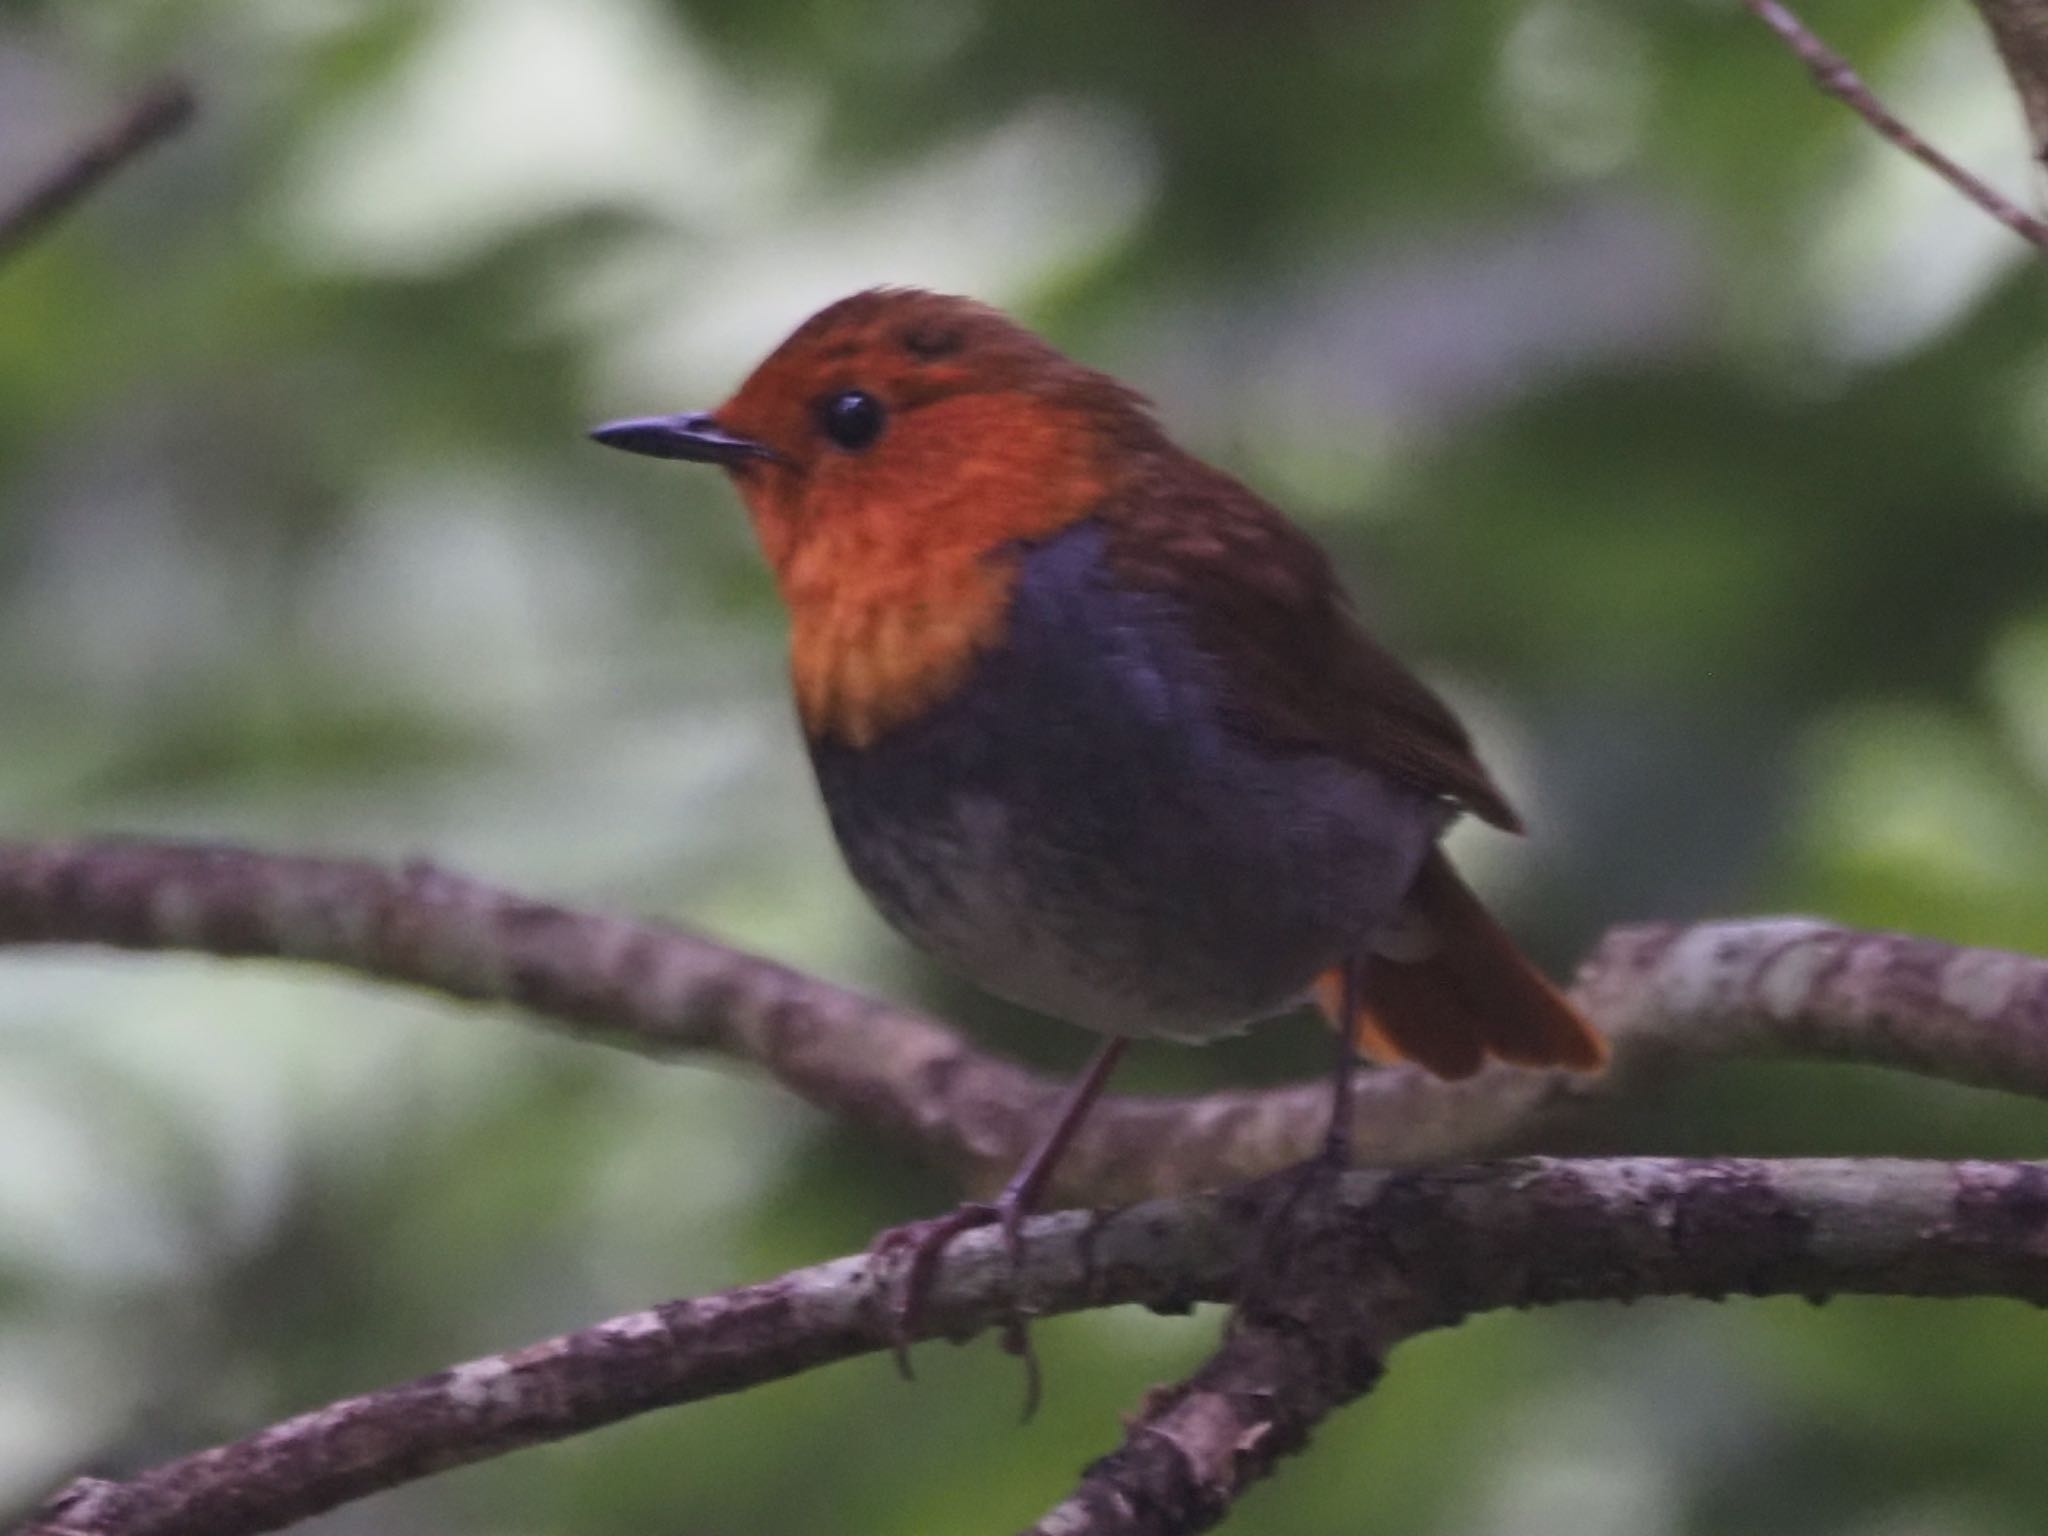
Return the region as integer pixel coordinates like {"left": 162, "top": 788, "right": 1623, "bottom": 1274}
{"left": 590, "top": 286, "right": 1606, "bottom": 1373}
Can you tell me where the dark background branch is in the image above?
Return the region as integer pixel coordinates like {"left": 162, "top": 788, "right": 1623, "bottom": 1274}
{"left": 0, "top": 79, "right": 194, "bottom": 264}
{"left": 1741, "top": 0, "right": 2048, "bottom": 252}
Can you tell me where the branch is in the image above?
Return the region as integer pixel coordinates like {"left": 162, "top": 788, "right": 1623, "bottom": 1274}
{"left": 1739, "top": 0, "right": 2048, "bottom": 254}
{"left": 6, "top": 842, "right": 2048, "bottom": 1209}
{"left": 21, "top": 1156, "right": 2048, "bottom": 1536}
{"left": 1024, "top": 1154, "right": 2048, "bottom": 1535}
{"left": 0, "top": 80, "right": 196, "bottom": 265}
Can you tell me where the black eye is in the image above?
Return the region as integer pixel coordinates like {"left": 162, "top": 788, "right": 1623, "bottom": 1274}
{"left": 817, "top": 390, "right": 886, "bottom": 451}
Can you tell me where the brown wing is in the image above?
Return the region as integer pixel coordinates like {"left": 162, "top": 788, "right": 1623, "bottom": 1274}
{"left": 1101, "top": 450, "right": 1522, "bottom": 832}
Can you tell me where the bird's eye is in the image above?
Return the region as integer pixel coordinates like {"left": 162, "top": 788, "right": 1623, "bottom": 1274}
{"left": 817, "top": 390, "right": 886, "bottom": 451}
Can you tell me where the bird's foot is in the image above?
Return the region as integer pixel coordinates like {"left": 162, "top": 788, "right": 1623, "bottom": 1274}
{"left": 1237, "top": 1023, "right": 1361, "bottom": 1310}
{"left": 870, "top": 1200, "right": 1001, "bottom": 1368}
{"left": 1239, "top": 1142, "right": 1351, "bottom": 1311}
{"left": 869, "top": 1194, "right": 1044, "bottom": 1415}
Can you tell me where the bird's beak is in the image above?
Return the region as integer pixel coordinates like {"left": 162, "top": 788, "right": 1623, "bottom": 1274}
{"left": 587, "top": 413, "right": 778, "bottom": 467}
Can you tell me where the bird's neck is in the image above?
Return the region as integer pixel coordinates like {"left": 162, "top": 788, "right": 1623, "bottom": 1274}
{"left": 779, "top": 497, "right": 1108, "bottom": 749}
{"left": 759, "top": 398, "right": 1127, "bottom": 747}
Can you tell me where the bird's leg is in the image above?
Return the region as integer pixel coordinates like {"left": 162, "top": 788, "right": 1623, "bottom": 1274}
{"left": 1318, "top": 958, "right": 1364, "bottom": 1172}
{"left": 1247, "top": 958, "right": 1366, "bottom": 1298}
{"left": 871, "top": 1036, "right": 1128, "bottom": 1405}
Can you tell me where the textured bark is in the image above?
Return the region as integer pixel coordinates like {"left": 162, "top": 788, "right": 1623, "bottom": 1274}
{"left": 14, "top": 841, "right": 2048, "bottom": 1534}
{"left": 1024, "top": 1156, "right": 2048, "bottom": 1536}
{"left": 21, "top": 1158, "right": 2048, "bottom": 1536}
{"left": 1573, "top": 917, "right": 2048, "bottom": 1096}
{"left": 7, "top": 843, "right": 2048, "bottom": 1212}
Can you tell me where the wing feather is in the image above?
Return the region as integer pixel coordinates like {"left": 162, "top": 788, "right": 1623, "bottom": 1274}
{"left": 1100, "top": 452, "right": 1521, "bottom": 831}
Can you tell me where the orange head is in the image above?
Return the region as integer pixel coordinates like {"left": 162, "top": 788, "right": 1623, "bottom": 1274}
{"left": 591, "top": 288, "right": 1166, "bottom": 747}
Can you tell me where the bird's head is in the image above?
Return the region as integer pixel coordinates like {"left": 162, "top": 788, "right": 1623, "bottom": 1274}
{"left": 592, "top": 289, "right": 1167, "bottom": 745}
{"left": 591, "top": 288, "right": 1161, "bottom": 578}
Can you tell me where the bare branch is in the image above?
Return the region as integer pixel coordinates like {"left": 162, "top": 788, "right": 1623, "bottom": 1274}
{"left": 1739, "top": 0, "right": 2048, "bottom": 254}
{"left": 5, "top": 843, "right": 2048, "bottom": 1210}
{"left": 0, "top": 80, "right": 196, "bottom": 265}
{"left": 19, "top": 1156, "right": 2048, "bottom": 1536}
{"left": 1571, "top": 915, "right": 2048, "bottom": 1095}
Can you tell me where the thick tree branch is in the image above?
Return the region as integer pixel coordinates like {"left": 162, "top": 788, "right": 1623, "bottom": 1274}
{"left": 1739, "top": 0, "right": 2048, "bottom": 254}
{"left": 21, "top": 1156, "right": 2048, "bottom": 1536}
{"left": 4, "top": 842, "right": 2048, "bottom": 1209}
{"left": 1573, "top": 916, "right": 2048, "bottom": 1094}
{"left": 0, "top": 80, "right": 195, "bottom": 264}
{"left": 1026, "top": 1154, "right": 2048, "bottom": 1536}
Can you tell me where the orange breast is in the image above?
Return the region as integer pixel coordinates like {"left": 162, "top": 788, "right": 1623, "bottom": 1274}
{"left": 786, "top": 544, "right": 1019, "bottom": 748}
{"left": 761, "top": 393, "right": 1112, "bottom": 748}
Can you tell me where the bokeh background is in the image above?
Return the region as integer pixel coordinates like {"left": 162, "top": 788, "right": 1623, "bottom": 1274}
{"left": 5, "top": 2, "right": 2048, "bottom": 1532}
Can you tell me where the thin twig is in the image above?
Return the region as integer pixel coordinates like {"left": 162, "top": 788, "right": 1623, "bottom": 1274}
{"left": 0, "top": 79, "right": 197, "bottom": 265}
{"left": 1740, "top": 0, "right": 2048, "bottom": 253}
{"left": 19, "top": 1157, "right": 2048, "bottom": 1536}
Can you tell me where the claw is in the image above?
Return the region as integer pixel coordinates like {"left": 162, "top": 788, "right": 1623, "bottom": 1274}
{"left": 868, "top": 1193, "right": 1048, "bottom": 1417}
{"left": 1000, "top": 1306, "right": 1043, "bottom": 1422}
{"left": 1241, "top": 1143, "right": 1346, "bottom": 1303}
{"left": 862, "top": 1037, "right": 1132, "bottom": 1411}
{"left": 991, "top": 1195, "right": 1046, "bottom": 1417}
{"left": 869, "top": 1201, "right": 1002, "bottom": 1377}
{"left": 1241, "top": 1016, "right": 1361, "bottom": 1308}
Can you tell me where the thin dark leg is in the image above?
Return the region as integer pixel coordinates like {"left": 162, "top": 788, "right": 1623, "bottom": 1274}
{"left": 873, "top": 1036, "right": 1130, "bottom": 1406}
{"left": 1246, "top": 957, "right": 1365, "bottom": 1302}
{"left": 1319, "top": 956, "right": 1364, "bottom": 1170}
{"left": 995, "top": 1035, "right": 1129, "bottom": 1242}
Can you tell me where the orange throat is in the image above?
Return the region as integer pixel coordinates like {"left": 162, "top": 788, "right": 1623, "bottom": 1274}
{"left": 730, "top": 391, "right": 1118, "bottom": 747}
{"left": 783, "top": 538, "right": 1020, "bottom": 748}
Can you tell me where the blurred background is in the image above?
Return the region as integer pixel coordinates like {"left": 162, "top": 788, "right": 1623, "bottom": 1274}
{"left": 4, "top": 1, "right": 2048, "bottom": 1532}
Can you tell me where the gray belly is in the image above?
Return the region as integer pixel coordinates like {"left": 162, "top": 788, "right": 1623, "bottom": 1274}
{"left": 806, "top": 524, "right": 1442, "bottom": 1043}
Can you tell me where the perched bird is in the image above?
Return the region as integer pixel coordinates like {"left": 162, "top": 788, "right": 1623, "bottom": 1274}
{"left": 592, "top": 288, "right": 1605, "bottom": 1356}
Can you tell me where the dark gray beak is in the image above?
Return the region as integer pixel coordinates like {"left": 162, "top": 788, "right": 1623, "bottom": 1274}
{"left": 587, "top": 413, "right": 777, "bottom": 466}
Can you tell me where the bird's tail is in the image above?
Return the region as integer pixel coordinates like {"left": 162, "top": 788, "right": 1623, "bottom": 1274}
{"left": 1314, "top": 849, "right": 1607, "bottom": 1080}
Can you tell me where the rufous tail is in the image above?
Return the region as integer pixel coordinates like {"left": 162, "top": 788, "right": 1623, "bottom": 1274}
{"left": 1314, "top": 849, "right": 1607, "bottom": 1081}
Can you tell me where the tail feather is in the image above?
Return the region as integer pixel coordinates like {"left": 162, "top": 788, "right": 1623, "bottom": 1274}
{"left": 1316, "top": 850, "right": 1607, "bottom": 1081}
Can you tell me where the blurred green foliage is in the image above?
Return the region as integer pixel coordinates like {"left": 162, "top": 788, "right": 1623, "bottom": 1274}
{"left": 3, "top": 1, "right": 2047, "bottom": 1532}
